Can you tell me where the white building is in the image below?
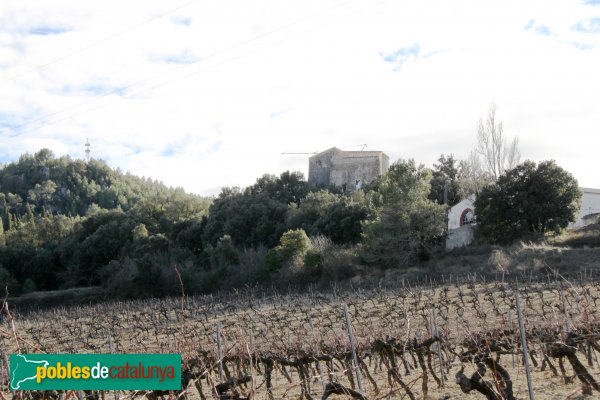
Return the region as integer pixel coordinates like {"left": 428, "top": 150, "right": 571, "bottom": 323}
{"left": 446, "top": 187, "right": 600, "bottom": 249}
{"left": 447, "top": 194, "right": 476, "bottom": 230}
{"left": 570, "top": 187, "right": 600, "bottom": 228}
{"left": 446, "top": 195, "right": 476, "bottom": 250}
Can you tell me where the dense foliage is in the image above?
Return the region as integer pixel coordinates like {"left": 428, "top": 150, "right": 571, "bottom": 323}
{"left": 428, "top": 154, "right": 461, "bottom": 206}
{"left": 362, "top": 159, "right": 448, "bottom": 267}
{"left": 475, "top": 160, "right": 581, "bottom": 243}
{"left": 4, "top": 150, "right": 583, "bottom": 299}
{"left": 0, "top": 150, "right": 381, "bottom": 297}
{"left": 0, "top": 150, "right": 212, "bottom": 295}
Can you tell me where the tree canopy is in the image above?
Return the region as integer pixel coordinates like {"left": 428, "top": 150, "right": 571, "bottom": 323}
{"left": 362, "top": 159, "right": 447, "bottom": 267}
{"left": 474, "top": 160, "right": 581, "bottom": 243}
{"left": 428, "top": 154, "right": 461, "bottom": 206}
{"left": 0, "top": 150, "right": 379, "bottom": 297}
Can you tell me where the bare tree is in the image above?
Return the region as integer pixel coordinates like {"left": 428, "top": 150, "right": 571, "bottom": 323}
{"left": 476, "top": 103, "right": 521, "bottom": 179}
{"left": 457, "top": 150, "right": 494, "bottom": 198}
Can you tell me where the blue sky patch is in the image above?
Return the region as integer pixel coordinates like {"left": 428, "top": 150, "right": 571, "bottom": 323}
{"left": 270, "top": 106, "right": 294, "bottom": 119}
{"left": 535, "top": 25, "right": 552, "bottom": 35}
{"left": 0, "top": 112, "right": 28, "bottom": 136}
{"left": 381, "top": 44, "right": 420, "bottom": 62}
{"left": 161, "top": 145, "right": 178, "bottom": 157}
{"left": 567, "top": 41, "right": 595, "bottom": 49}
{"left": 206, "top": 141, "right": 221, "bottom": 155}
{"left": 524, "top": 19, "right": 535, "bottom": 30}
{"left": 171, "top": 15, "right": 192, "bottom": 26}
{"left": 28, "top": 25, "right": 72, "bottom": 35}
{"left": 572, "top": 17, "right": 600, "bottom": 33}
{"left": 58, "top": 83, "right": 127, "bottom": 97}
{"left": 160, "top": 139, "right": 221, "bottom": 158}
{"left": 380, "top": 44, "right": 421, "bottom": 69}
{"left": 525, "top": 19, "right": 553, "bottom": 35}
{"left": 0, "top": 151, "right": 15, "bottom": 164}
{"left": 147, "top": 49, "right": 197, "bottom": 65}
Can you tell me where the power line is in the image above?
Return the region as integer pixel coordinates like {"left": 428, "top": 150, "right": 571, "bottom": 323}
{"left": 0, "top": 0, "right": 199, "bottom": 87}
{"left": 5, "top": 0, "right": 389, "bottom": 137}
{"left": 4, "top": 0, "right": 359, "bottom": 136}
{"left": 9, "top": 22, "right": 334, "bottom": 136}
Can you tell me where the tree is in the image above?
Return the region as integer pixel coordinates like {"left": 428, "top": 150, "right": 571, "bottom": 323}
{"left": 286, "top": 190, "right": 369, "bottom": 244}
{"left": 245, "top": 171, "right": 308, "bottom": 206}
{"left": 202, "top": 189, "right": 288, "bottom": 248}
{"left": 132, "top": 223, "right": 149, "bottom": 241}
{"left": 362, "top": 159, "right": 447, "bottom": 267}
{"left": 208, "top": 235, "right": 239, "bottom": 269}
{"left": 476, "top": 103, "right": 521, "bottom": 179}
{"left": 457, "top": 151, "right": 494, "bottom": 198}
{"left": 28, "top": 180, "right": 57, "bottom": 213}
{"left": 264, "top": 229, "right": 311, "bottom": 273}
{"left": 428, "top": 154, "right": 461, "bottom": 206}
{"left": 0, "top": 217, "right": 5, "bottom": 247}
{"left": 475, "top": 160, "right": 581, "bottom": 243}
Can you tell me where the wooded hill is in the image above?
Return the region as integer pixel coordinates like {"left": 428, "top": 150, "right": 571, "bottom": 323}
{"left": 1, "top": 148, "right": 583, "bottom": 301}
{"left": 0, "top": 149, "right": 374, "bottom": 298}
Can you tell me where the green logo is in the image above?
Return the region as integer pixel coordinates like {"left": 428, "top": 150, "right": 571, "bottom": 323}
{"left": 10, "top": 354, "right": 181, "bottom": 390}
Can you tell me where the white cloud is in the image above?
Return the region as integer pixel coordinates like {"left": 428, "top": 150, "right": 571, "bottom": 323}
{"left": 1, "top": 0, "right": 599, "bottom": 194}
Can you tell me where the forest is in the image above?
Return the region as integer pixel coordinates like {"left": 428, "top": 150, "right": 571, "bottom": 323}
{"left": 0, "top": 148, "right": 445, "bottom": 298}
{"left": 0, "top": 146, "right": 582, "bottom": 300}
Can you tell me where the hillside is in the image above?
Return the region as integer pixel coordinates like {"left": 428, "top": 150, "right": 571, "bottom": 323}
{"left": 2, "top": 149, "right": 598, "bottom": 305}
{"left": 0, "top": 149, "right": 368, "bottom": 299}
{"left": 0, "top": 149, "right": 211, "bottom": 294}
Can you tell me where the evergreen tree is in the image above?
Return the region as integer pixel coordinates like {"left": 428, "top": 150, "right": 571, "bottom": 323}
{"left": 362, "top": 159, "right": 447, "bottom": 267}
{"left": 428, "top": 154, "right": 461, "bottom": 206}
{"left": 475, "top": 160, "right": 581, "bottom": 243}
{"left": 0, "top": 216, "right": 5, "bottom": 247}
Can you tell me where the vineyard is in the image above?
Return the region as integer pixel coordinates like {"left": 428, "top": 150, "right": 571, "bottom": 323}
{"left": 3, "top": 273, "right": 600, "bottom": 400}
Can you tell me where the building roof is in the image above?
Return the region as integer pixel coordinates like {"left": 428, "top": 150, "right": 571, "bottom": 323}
{"left": 581, "top": 187, "right": 600, "bottom": 194}
{"left": 309, "top": 147, "right": 386, "bottom": 159}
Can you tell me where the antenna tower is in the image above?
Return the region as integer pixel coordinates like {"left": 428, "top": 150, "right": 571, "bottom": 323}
{"left": 85, "top": 138, "right": 91, "bottom": 161}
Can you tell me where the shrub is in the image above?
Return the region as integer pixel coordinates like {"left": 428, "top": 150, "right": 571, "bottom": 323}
{"left": 264, "top": 246, "right": 285, "bottom": 273}
{"left": 209, "top": 235, "right": 239, "bottom": 269}
{"left": 22, "top": 278, "right": 37, "bottom": 293}
{"left": 265, "top": 229, "right": 312, "bottom": 275}
{"left": 280, "top": 229, "right": 311, "bottom": 258}
{"left": 304, "top": 249, "right": 324, "bottom": 271}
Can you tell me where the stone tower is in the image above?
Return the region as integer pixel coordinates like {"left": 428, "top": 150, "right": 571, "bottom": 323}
{"left": 308, "top": 147, "right": 389, "bottom": 190}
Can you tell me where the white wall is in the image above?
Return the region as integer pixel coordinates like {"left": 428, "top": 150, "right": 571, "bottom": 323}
{"left": 447, "top": 225, "right": 475, "bottom": 250}
{"left": 447, "top": 195, "right": 475, "bottom": 230}
{"left": 570, "top": 188, "right": 600, "bottom": 228}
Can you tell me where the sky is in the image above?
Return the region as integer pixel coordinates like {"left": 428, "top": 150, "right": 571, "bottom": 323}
{"left": 1, "top": 0, "right": 599, "bottom": 196}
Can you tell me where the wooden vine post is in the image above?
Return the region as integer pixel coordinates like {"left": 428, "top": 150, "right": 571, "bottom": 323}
{"left": 343, "top": 303, "right": 364, "bottom": 393}
{"left": 216, "top": 321, "right": 224, "bottom": 382}
{"left": 430, "top": 304, "right": 445, "bottom": 386}
{"left": 307, "top": 314, "right": 327, "bottom": 392}
{"left": 0, "top": 350, "right": 6, "bottom": 393}
{"left": 515, "top": 285, "right": 535, "bottom": 400}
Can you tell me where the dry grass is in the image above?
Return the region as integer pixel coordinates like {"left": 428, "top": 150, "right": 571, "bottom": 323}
{"left": 3, "top": 275, "right": 600, "bottom": 399}
{"left": 551, "top": 223, "right": 600, "bottom": 249}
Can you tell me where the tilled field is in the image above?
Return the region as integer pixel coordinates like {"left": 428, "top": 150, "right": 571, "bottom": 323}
{"left": 2, "top": 276, "right": 600, "bottom": 399}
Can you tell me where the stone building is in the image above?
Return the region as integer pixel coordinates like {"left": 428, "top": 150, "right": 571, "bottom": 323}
{"left": 308, "top": 147, "right": 389, "bottom": 191}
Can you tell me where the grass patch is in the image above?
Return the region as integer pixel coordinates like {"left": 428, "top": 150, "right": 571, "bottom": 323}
{"left": 8, "top": 286, "right": 105, "bottom": 313}
{"left": 551, "top": 223, "right": 600, "bottom": 248}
